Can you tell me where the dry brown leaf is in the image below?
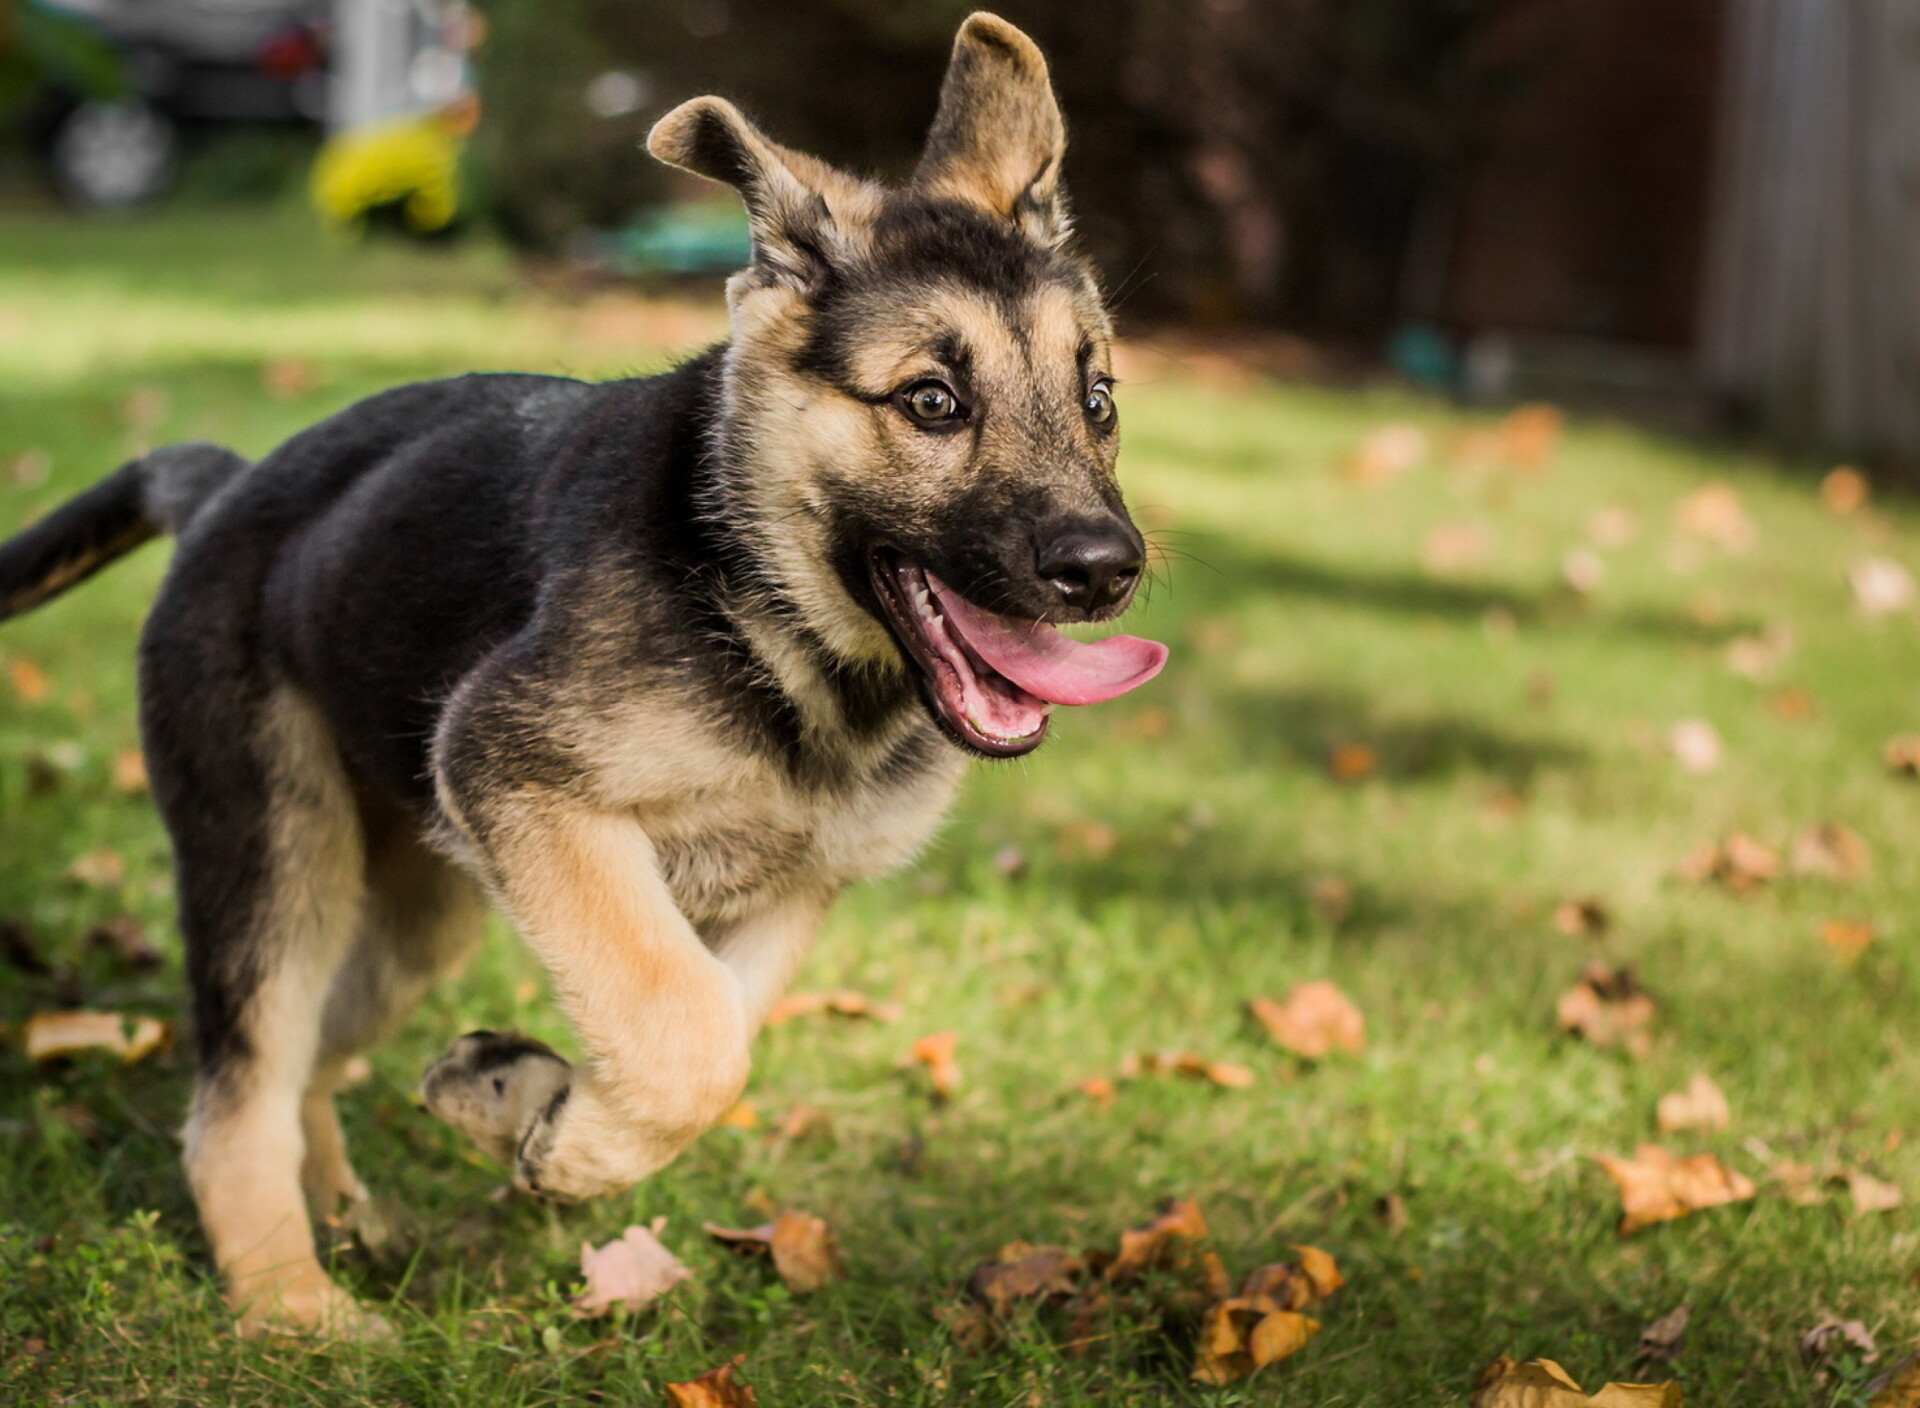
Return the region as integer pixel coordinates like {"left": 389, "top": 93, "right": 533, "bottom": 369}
{"left": 665, "top": 1357, "right": 758, "bottom": 1408}
{"left": 1851, "top": 558, "right": 1916, "bottom": 617}
{"left": 1554, "top": 898, "right": 1610, "bottom": 938}
{"left": 705, "top": 1211, "right": 843, "bottom": 1293}
{"left": 1674, "top": 482, "right": 1756, "bottom": 551}
{"left": 763, "top": 989, "right": 901, "bottom": 1025}
{"left": 1822, "top": 466, "right": 1869, "bottom": 515}
{"left": 1589, "top": 1386, "right": 1683, "bottom": 1408}
{"left": 1424, "top": 520, "right": 1491, "bottom": 576}
{"left": 1597, "top": 1144, "right": 1756, "bottom": 1234}
{"left": 1327, "top": 742, "right": 1378, "bottom": 782}
{"left": 1076, "top": 1076, "right": 1117, "bottom": 1108}
{"left": 1792, "top": 824, "right": 1872, "bottom": 880}
{"left": 1845, "top": 1169, "right": 1904, "bottom": 1216}
{"left": 1127, "top": 1050, "right": 1255, "bottom": 1089}
{"left": 1770, "top": 688, "right": 1818, "bottom": 721}
{"left": 908, "top": 1030, "right": 959, "bottom": 1100}
{"left": 1870, "top": 1354, "right": 1920, "bottom": 1407}
{"left": 64, "top": 848, "right": 126, "bottom": 889}
{"left": 1768, "top": 1160, "right": 1826, "bottom": 1206}
{"left": 1556, "top": 964, "right": 1656, "bottom": 1057}
{"left": 1249, "top": 981, "right": 1366, "bottom": 1059}
{"left": 1191, "top": 1299, "right": 1319, "bottom": 1385}
{"left": 1822, "top": 919, "right": 1875, "bottom": 967}
{"left": 1635, "top": 1304, "right": 1691, "bottom": 1362}
{"left": 24, "top": 1009, "right": 169, "bottom": 1064}
{"left": 1502, "top": 403, "right": 1564, "bottom": 470}
{"left": 1801, "top": 1318, "right": 1877, "bottom": 1367}
{"left": 7, "top": 657, "right": 51, "bottom": 703}
{"left": 87, "top": 916, "right": 161, "bottom": 971}
{"left": 572, "top": 1219, "right": 693, "bottom": 1316}
{"left": 1473, "top": 1357, "right": 1682, "bottom": 1407}
{"left": 1345, "top": 422, "right": 1427, "bottom": 484}
{"left": 110, "top": 749, "right": 148, "bottom": 794}
{"left": 776, "top": 1101, "right": 828, "bottom": 1141}
{"left": 1887, "top": 736, "right": 1920, "bottom": 778}
{"left": 1668, "top": 720, "right": 1722, "bottom": 775}
{"left": 1725, "top": 624, "right": 1793, "bottom": 680}
{"left": 1107, "top": 1199, "right": 1210, "bottom": 1282}
{"left": 967, "top": 1242, "right": 1085, "bottom": 1315}
{"left": 1656, "top": 1075, "right": 1730, "bottom": 1134}
{"left": 1677, "top": 834, "right": 1778, "bottom": 892}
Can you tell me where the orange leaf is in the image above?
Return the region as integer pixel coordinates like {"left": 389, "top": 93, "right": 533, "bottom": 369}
{"left": 64, "top": 848, "right": 126, "bottom": 889}
{"left": 1655, "top": 1074, "right": 1730, "bottom": 1134}
{"left": 967, "top": 1242, "right": 1085, "bottom": 1315}
{"left": 1107, "top": 1198, "right": 1210, "bottom": 1282}
{"left": 1822, "top": 466, "right": 1869, "bottom": 515}
{"left": 1191, "top": 1300, "right": 1319, "bottom": 1384}
{"left": 705, "top": 1211, "right": 843, "bottom": 1293}
{"left": 7, "top": 657, "right": 50, "bottom": 703}
{"left": 908, "top": 1030, "right": 959, "bottom": 1100}
{"left": 1821, "top": 919, "right": 1875, "bottom": 966}
{"left": 110, "top": 749, "right": 149, "bottom": 794}
{"left": 666, "top": 1357, "right": 758, "bottom": 1408}
{"left": 1327, "top": 743, "right": 1378, "bottom": 782}
{"left": 764, "top": 989, "right": 901, "bottom": 1025}
{"left": 1596, "top": 1144, "right": 1755, "bottom": 1234}
{"left": 1557, "top": 964, "right": 1655, "bottom": 1057}
{"left": 1249, "top": 981, "right": 1366, "bottom": 1059}
{"left": 1792, "top": 825, "right": 1871, "bottom": 880}
{"left": 717, "top": 1099, "right": 759, "bottom": 1130}
{"left": 1888, "top": 735, "right": 1920, "bottom": 778}
{"left": 1076, "top": 1076, "right": 1116, "bottom": 1108}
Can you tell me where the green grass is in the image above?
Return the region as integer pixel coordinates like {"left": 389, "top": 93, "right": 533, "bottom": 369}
{"left": 3, "top": 202, "right": 1919, "bottom": 1406}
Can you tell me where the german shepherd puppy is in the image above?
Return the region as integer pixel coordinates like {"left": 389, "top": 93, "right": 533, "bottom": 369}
{"left": 0, "top": 13, "right": 1166, "bottom": 1336}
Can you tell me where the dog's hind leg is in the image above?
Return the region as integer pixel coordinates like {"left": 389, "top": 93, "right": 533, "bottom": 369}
{"left": 152, "top": 683, "right": 384, "bottom": 1339}
{"left": 303, "top": 808, "right": 486, "bottom": 1224}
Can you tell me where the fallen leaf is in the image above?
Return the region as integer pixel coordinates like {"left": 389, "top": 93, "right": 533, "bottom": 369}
{"left": 1636, "top": 1304, "right": 1691, "bottom": 1362}
{"left": 110, "top": 750, "right": 148, "bottom": 794}
{"left": 1887, "top": 736, "right": 1920, "bottom": 778}
{"left": 1770, "top": 687, "right": 1817, "bottom": 720}
{"left": 1821, "top": 919, "right": 1875, "bottom": 966}
{"left": 1656, "top": 1075, "right": 1730, "bottom": 1134}
{"left": 1249, "top": 981, "right": 1366, "bottom": 1059}
{"left": 1502, "top": 403, "right": 1564, "bottom": 470}
{"left": 776, "top": 1101, "right": 828, "bottom": 1141}
{"left": 1597, "top": 1144, "right": 1756, "bottom": 1234}
{"left": 261, "top": 357, "right": 320, "bottom": 399}
{"left": 1792, "top": 824, "right": 1871, "bottom": 880}
{"left": 64, "top": 848, "right": 126, "bottom": 888}
{"left": 24, "top": 1010, "right": 169, "bottom": 1064}
{"left": 1557, "top": 964, "right": 1656, "bottom": 1057}
{"left": 1725, "top": 624, "right": 1793, "bottom": 679}
{"left": 1554, "top": 898, "right": 1610, "bottom": 938}
{"left": 1473, "top": 1357, "right": 1683, "bottom": 1407}
{"left": 1822, "top": 466, "right": 1869, "bottom": 515}
{"left": 764, "top": 989, "right": 902, "bottom": 1025}
{"left": 666, "top": 1357, "right": 758, "bottom": 1408}
{"left": 1677, "top": 834, "right": 1779, "bottom": 892}
{"left": 1125, "top": 1050, "right": 1255, "bottom": 1089}
{"left": 718, "top": 1099, "right": 759, "bottom": 1130}
{"left": 1106, "top": 1199, "right": 1210, "bottom": 1282}
{"left": 967, "top": 1242, "right": 1085, "bottom": 1315}
{"left": 1310, "top": 876, "right": 1353, "bottom": 924}
{"left": 86, "top": 917, "right": 162, "bottom": 971}
{"left": 1668, "top": 720, "right": 1722, "bottom": 775}
{"left": 1076, "top": 1076, "right": 1116, "bottom": 1107}
{"left": 1851, "top": 558, "right": 1916, "bottom": 617}
{"left": 1870, "top": 1354, "right": 1920, "bottom": 1407}
{"left": 1845, "top": 1169, "right": 1903, "bottom": 1216}
{"left": 572, "top": 1219, "right": 693, "bottom": 1316}
{"left": 1562, "top": 548, "right": 1605, "bottom": 595}
{"left": 1801, "top": 1318, "right": 1877, "bottom": 1367}
{"left": 1768, "top": 1159, "right": 1826, "bottom": 1206}
{"left": 1424, "top": 520, "right": 1491, "bottom": 576}
{"left": 705, "top": 1211, "right": 843, "bottom": 1292}
{"left": 1345, "top": 422, "right": 1427, "bottom": 483}
{"left": 908, "top": 1030, "right": 959, "bottom": 1100}
{"left": 1327, "top": 742, "right": 1378, "bottom": 782}
{"left": 7, "top": 657, "right": 51, "bottom": 703}
{"left": 1191, "top": 1300, "right": 1319, "bottom": 1384}
{"left": 1674, "top": 482, "right": 1756, "bottom": 551}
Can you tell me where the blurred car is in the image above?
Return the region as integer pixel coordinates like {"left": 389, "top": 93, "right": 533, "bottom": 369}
{"left": 24, "top": 0, "right": 330, "bottom": 208}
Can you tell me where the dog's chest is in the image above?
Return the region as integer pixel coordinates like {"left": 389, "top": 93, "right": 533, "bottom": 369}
{"left": 646, "top": 753, "right": 963, "bottom": 926}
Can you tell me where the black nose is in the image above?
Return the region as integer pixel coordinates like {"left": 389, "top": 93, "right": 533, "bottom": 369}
{"left": 1035, "top": 520, "right": 1145, "bottom": 613}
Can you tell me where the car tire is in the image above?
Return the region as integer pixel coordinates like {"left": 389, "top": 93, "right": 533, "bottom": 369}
{"left": 50, "top": 100, "right": 179, "bottom": 210}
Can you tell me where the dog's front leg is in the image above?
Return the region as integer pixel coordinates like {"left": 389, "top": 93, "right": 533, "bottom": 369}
{"left": 423, "top": 797, "right": 751, "bottom": 1200}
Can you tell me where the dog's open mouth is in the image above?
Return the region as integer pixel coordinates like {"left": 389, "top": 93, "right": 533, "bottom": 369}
{"left": 869, "top": 551, "right": 1168, "bottom": 757}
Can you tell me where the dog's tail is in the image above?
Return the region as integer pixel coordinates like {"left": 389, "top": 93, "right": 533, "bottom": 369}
{"left": 0, "top": 442, "right": 249, "bottom": 623}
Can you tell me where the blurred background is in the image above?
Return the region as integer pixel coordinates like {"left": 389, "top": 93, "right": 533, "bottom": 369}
{"left": 0, "top": 0, "right": 1916, "bottom": 462}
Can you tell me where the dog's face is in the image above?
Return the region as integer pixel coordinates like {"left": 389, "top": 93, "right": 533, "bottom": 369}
{"left": 651, "top": 13, "right": 1162, "bottom": 757}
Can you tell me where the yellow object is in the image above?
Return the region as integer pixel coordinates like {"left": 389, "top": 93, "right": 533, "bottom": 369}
{"left": 311, "top": 113, "right": 463, "bottom": 234}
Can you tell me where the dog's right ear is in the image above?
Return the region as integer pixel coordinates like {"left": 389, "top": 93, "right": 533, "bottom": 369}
{"left": 648, "top": 97, "right": 876, "bottom": 290}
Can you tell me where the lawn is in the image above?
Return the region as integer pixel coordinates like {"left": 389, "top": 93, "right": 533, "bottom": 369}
{"left": 3, "top": 202, "right": 1919, "bottom": 1407}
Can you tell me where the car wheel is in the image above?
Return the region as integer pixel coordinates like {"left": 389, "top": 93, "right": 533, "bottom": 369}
{"left": 50, "top": 101, "right": 178, "bottom": 209}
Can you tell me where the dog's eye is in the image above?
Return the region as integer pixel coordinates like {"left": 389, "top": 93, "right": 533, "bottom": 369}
{"left": 1084, "top": 381, "right": 1116, "bottom": 427}
{"left": 898, "top": 381, "right": 964, "bottom": 427}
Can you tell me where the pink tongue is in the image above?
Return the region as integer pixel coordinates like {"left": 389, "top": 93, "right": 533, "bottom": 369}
{"left": 926, "top": 574, "right": 1168, "bottom": 706}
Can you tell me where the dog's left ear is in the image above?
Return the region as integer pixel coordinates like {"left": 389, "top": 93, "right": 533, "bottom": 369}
{"left": 648, "top": 96, "right": 876, "bottom": 289}
{"left": 913, "top": 12, "right": 1069, "bottom": 246}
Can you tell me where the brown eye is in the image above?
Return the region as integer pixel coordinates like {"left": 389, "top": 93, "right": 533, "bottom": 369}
{"left": 899, "top": 380, "right": 964, "bottom": 427}
{"left": 1084, "top": 381, "right": 1116, "bottom": 427}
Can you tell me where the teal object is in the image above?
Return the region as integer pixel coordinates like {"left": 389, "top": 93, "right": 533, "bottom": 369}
{"left": 605, "top": 203, "right": 754, "bottom": 274}
{"left": 1388, "top": 322, "right": 1457, "bottom": 389}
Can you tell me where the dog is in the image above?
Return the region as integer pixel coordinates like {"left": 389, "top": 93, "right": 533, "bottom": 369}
{"left": 0, "top": 12, "right": 1167, "bottom": 1337}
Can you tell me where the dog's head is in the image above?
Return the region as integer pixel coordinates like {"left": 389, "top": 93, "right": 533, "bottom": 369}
{"left": 649, "top": 12, "right": 1164, "bottom": 758}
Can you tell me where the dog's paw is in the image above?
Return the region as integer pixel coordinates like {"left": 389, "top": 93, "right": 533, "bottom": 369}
{"left": 420, "top": 1030, "right": 572, "bottom": 1175}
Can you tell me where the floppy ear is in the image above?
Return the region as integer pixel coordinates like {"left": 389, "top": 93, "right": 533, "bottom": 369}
{"left": 648, "top": 96, "right": 876, "bottom": 288}
{"left": 913, "top": 12, "right": 1069, "bottom": 244}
